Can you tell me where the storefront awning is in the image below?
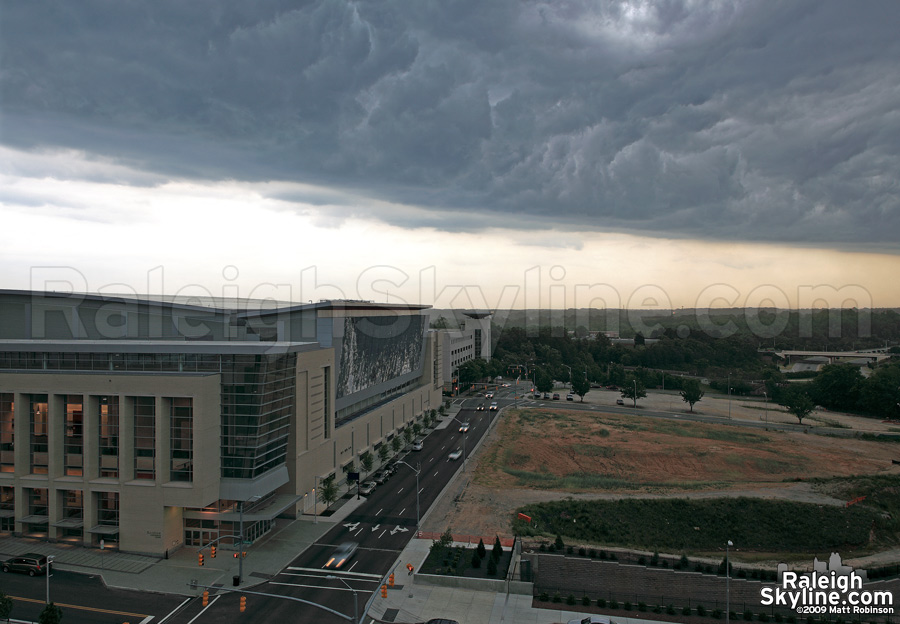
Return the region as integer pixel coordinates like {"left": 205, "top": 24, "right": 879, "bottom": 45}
{"left": 87, "top": 524, "right": 120, "bottom": 535}
{"left": 0, "top": 509, "right": 14, "bottom": 518}
{"left": 20, "top": 514, "right": 48, "bottom": 524}
{"left": 183, "top": 494, "right": 303, "bottom": 523}
{"left": 52, "top": 517, "right": 84, "bottom": 529}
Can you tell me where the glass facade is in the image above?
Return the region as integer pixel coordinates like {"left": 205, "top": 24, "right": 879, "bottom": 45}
{"left": 0, "top": 486, "right": 12, "bottom": 532}
{"left": 95, "top": 491, "right": 119, "bottom": 546}
{"left": 0, "top": 393, "right": 12, "bottom": 473}
{"left": 98, "top": 396, "right": 119, "bottom": 478}
{"left": 133, "top": 397, "right": 155, "bottom": 480}
{"left": 61, "top": 489, "right": 83, "bottom": 540}
{"left": 64, "top": 396, "right": 84, "bottom": 476}
{"left": 27, "top": 487, "right": 48, "bottom": 536}
{"left": 170, "top": 397, "right": 193, "bottom": 482}
{"left": 30, "top": 395, "right": 48, "bottom": 474}
{"left": 220, "top": 354, "right": 296, "bottom": 479}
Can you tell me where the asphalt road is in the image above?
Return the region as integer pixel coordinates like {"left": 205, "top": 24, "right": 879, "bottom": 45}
{"left": 167, "top": 401, "right": 499, "bottom": 624}
{"left": 1, "top": 566, "right": 186, "bottom": 624}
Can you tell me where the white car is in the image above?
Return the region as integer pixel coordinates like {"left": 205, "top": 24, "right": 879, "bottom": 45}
{"left": 412, "top": 439, "right": 424, "bottom": 451}
{"left": 567, "top": 617, "right": 612, "bottom": 624}
{"left": 448, "top": 449, "right": 463, "bottom": 460}
{"left": 458, "top": 422, "right": 470, "bottom": 433}
{"left": 358, "top": 480, "right": 376, "bottom": 495}
{"left": 485, "top": 392, "right": 494, "bottom": 399}
{"left": 324, "top": 542, "right": 358, "bottom": 569}
{"left": 489, "top": 402, "right": 498, "bottom": 411}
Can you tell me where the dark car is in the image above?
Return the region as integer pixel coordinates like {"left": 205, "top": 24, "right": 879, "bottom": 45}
{"left": 425, "top": 619, "right": 461, "bottom": 624}
{"left": 475, "top": 404, "right": 485, "bottom": 411}
{"left": 2, "top": 553, "right": 50, "bottom": 576}
{"left": 552, "top": 393, "right": 560, "bottom": 400}
{"left": 324, "top": 542, "right": 358, "bottom": 569}
{"left": 373, "top": 470, "right": 390, "bottom": 484}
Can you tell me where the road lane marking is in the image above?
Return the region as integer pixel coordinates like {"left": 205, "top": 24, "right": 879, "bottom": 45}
{"left": 399, "top": 508, "right": 406, "bottom": 515}
{"left": 287, "top": 566, "right": 382, "bottom": 579}
{"left": 434, "top": 471, "right": 439, "bottom": 476}
{"left": 9, "top": 595, "right": 151, "bottom": 618}
{"left": 188, "top": 595, "right": 220, "bottom": 624}
{"left": 397, "top": 487, "right": 404, "bottom": 493}
{"left": 376, "top": 508, "right": 383, "bottom": 515}
{"left": 158, "top": 597, "right": 191, "bottom": 624}
{"left": 419, "top": 488, "right": 424, "bottom": 494}
{"left": 379, "top": 530, "right": 386, "bottom": 538}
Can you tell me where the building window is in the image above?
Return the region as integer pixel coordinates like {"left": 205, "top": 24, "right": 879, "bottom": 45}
{"left": 61, "top": 489, "right": 83, "bottom": 540}
{"left": 133, "top": 397, "right": 156, "bottom": 480}
{"left": 30, "top": 395, "right": 48, "bottom": 475}
{"left": 64, "top": 396, "right": 84, "bottom": 476}
{"left": 27, "top": 488, "right": 48, "bottom": 536}
{"left": 323, "top": 366, "right": 331, "bottom": 440}
{"left": 98, "top": 396, "right": 119, "bottom": 478}
{"left": 0, "top": 394, "right": 13, "bottom": 473}
{"left": 95, "top": 491, "right": 119, "bottom": 547}
{"left": 0, "top": 485, "right": 13, "bottom": 532}
{"left": 170, "top": 397, "right": 193, "bottom": 482}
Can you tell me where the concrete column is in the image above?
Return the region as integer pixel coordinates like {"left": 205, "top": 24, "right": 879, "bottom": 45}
{"left": 13, "top": 393, "right": 29, "bottom": 474}
{"left": 49, "top": 394, "right": 65, "bottom": 478}
{"left": 156, "top": 396, "right": 170, "bottom": 483}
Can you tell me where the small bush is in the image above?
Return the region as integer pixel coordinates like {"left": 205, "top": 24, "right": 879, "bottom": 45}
{"left": 582, "top": 596, "right": 591, "bottom": 606}
{"left": 666, "top": 604, "right": 676, "bottom": 615}
{"left": 638, "top": 602, "right": 647, "bottom": 612}
{"left": 743, "top": 610, "right": 754, "bottom": 621}
{"left": 553, "top": 592, "right": 562, "bottom": 603}
{"left": 597, "top": 598, "right": 606, "bottom": 608}
{"left": 539, "top": 543, "right": 547, "bottom": 552}
{"left": 486, "top": 556, "right": 497, "bottom": 576}
{"left": 697, "top": 605, "right": 707, "bottom": 616}
{"left": 653, "top": 605, "right": 663, "bottom": 614}
{"left": 774, "top": 613, "right": 783, "bottom": 623}
{"left": 712, "top": 609, "right": 722, "bottom": 619}
{"left": 567, "top": 545, "right": 574, "bottom": 555}
{"left": 548, "top": 544, "right": 556, "bottom": 552}
{"left": 471, "top": 552, "right": 482, "bottom": 569}
{"left": 566, "top": 594, "right": 576, "bottom": 606}
{"left": 759, "top": 612, "right": 770, "bottom": 622}
{"left": 680, "top": 554, "right": 690, "bottom": 568}
{"left": 696, "top": 563, "right": 705, "bottom": 573}
{"left": 683, "top": 606, "right": 692, "bottom": 616}
{"left": 539, "top": 592, "right": 549, "bottom": 601}
{"left": 599, "top": 550, "right": 608, "bottom": 560}
{"left": 650, "top": 552, "right": 660, "bottom": 566}
{"left": 738, "top": 569, "right": 747, "bottom": 579}
{"left": 624, "top": 601, "right": 632, "bottom": 611}
{"left": 589, "top": 549, "right": 597, "bottom": 558}
{"left": 610, "top": 553, "right": 617, "bottom": 561}
{"left": 555, "top": 534, "right": 565, "bottom": 551}
{"left": 661, "top": 560, "right": 669, "bottom": 568}
{"left": 610, "top": 599, "right": 619, "bottom": 609}
{"left": 638, "top": 556, "right": 647, "bottom": 565}
{"left": 578, "top": 547, "right": 586, "bottom": 557}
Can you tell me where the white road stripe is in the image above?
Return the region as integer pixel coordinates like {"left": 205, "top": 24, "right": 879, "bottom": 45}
{"left": 287, "top": 566, "right": 382, "bottom": 579}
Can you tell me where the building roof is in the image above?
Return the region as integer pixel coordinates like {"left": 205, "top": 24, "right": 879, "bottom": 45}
{"left": 0, "top": 339, "right": 321, "bottom": 355}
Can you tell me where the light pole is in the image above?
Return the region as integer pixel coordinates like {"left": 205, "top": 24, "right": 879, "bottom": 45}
{"left": 450, "top": 416, "right": 468, "bottom": 471}
{"left": 237, "top": 495, "right": 261, "bottom": 585}
{"left": 326, "top": 574, "right": 359, "bottom": 624}
{"left": 727, "top": 373, "right": 732, "bottom": 419}
{"left": 632, "top": 379, "right": 637, "bottom": 408}
{"left": 395, "top": 460, "right": 420, "bottom": 530}
{"left": 726, "top": 540, "right": 733, "bottom": 624}
{"left": 45, "top": 555, "right": 55, "bottom": 603}
{"left": 763, "top": 392, "right": 768, "bottom": 430}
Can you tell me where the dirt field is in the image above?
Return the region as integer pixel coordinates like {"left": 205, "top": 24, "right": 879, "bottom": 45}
{"left": 421, "top": 393, "right": 900, "bottom": 541}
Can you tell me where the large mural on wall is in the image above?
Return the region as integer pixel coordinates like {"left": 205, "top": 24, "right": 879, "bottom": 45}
{"left": 335, "top": 315, "right": 426, "bottom": 399}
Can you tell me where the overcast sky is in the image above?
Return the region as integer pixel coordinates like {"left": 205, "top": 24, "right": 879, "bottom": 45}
{"left": 2, "top": 1, "right": 898, "bottom": 310}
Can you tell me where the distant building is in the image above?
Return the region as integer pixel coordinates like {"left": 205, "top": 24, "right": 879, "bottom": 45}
{"left": 0, "top": 290, "right": 442, "bottom": 555}
{"left": 438, "top": 311, "right": 492, "bottom": 390}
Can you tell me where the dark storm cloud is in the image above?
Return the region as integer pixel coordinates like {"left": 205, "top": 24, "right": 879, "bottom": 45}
{"left": 2, "top": 0, "right": 898, "bottom": 246}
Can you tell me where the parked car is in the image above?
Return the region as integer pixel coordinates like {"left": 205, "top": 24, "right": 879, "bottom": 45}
{"left": 373, "top": 470, "right": 390, "bottom": 484}
{"left": 542, "top": 392, "right": 551, "bottom": 399}
{"left": 412, "top": 439, "right": 424, "bottom": 451}
{"left": 358, "top": 480, "right": 376, "bottom": 495}
{"left": 489, "top": 402, "right": 498, "bottom": 411}
{"left": 566, "top": 393, "right": 575, "bottom": 401}
{"left": 425, "top": 619, "right": 461, "bottom": 624}
{"left": 458, "top": 422, "right": 470, "bottom": 433}
{"left": 616, "top": 398, "right": 625, "bottom": 405}
{"left": 552, "top": 393, "right": 560, "bottom": 400}
{"left": 449, "top": 448, "right": 463, "bottom": 460}
{"left": 2, "top": 553, "right": 50, "bottom": 576}
{"left": 567, "top": 617, "right": 612, "bottom": 624}
{"left": 475, "top": 403, "right": 485, "bottom": 411}
{"left": 324, "top": 542, "right": 358, "bottom": 569}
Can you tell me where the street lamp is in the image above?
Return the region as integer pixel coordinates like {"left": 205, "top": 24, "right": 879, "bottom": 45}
{"left": 632, "top": 379, "right": 637, "bottom": 408}
{"left": 763, "top": 392, "right": 768, "bottom": 430}
{"left": 450, "top": 416, "right": 469, "bottom": 471}
{"left": 726, "top": 540, "right": 733, "bottom": 624}
{"left": 237, "top": 495, "right": 262, "bottom": 585}
{"left": 727, "top": 373, "right": 732, "bottom": 419}
{"left": 45, "top": 555, "right": 55, "bottom": 604}
{"left": 326, "top": 574, "right": 359, "bottom": 624}
{"left": 395, "top": 460, "right": 420, "bottom": 530}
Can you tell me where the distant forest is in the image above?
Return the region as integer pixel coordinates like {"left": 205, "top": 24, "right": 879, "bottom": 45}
{"left": 441, "top": 308, "right": 900, "bottom": 420}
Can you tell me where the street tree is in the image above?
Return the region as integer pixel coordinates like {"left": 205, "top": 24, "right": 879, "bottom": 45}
{"left": 320, "top": 474, "right": 338, "bottom": 508}
{"left": 38, "top": 603, "right": 62, "bottom": 624}
{"left": 780, "top": 386, "right": 815, "bottom": 425}
{"left": 378, "top": 444, "right": 389, "bottom": 464}
{"left": 680, "top": 378, "right": 705, "bottom": 412}
{"left": 621, "top": 377, "right": 647, "bottom": 407}
{"left": 0, "top": 592, "right": 13, "bottom": 622}
{"left": 571, "top": 374, "right": 591, "bottom": 402}
{"left": 360, "top": 451, "right": 374, "bottom": 474}
{"left": 535, "top": 369, "right": 554, "bottom": 394}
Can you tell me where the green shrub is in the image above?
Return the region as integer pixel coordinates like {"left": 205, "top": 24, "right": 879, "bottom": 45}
{"left": 599, "top": 550, "right": 608, "bottom": 560}
{"left": 610, "top": 599, "right": 619, "bottom": 609}
{"left": 487, "top": 556, "right": 497, "bottom": 576}
{"left": 697, "top": 604, "right": 707, "bottom": 616}
{"left": 774, "top": 613, "right": 783, "bottom": 623}
{"left": 553, "top": 592, "right": 561, "bottom": 603}
{"left": 567, "top": 545, "right": 574, "bottom": 555}
{"left": 680, "top": 554, "right": 690, "bottom": 568}
{"left": 624, "top": 601, "right": 632, "bottom": 611}
{"left": 666, "top": 604, "right": 676, "bottom": 615}
{"left": 653, "top": 605, "right": 663, "bottom": 614}
{"left": 638, "top": 602, "right": 647, "bottom": 611}
{"left": 597, "top": 598, "right": 606, "bottom": 608}
{"left": 578, "top": 547, "right": 586, "bottom": 557}
{"left": 567, "top": 594, "right": 576, "bottom": 606}
{"left": 759, "top": 612, "right": 770, "bottom": 622}
{"left": 712, "top": 609, "right": 722, "bottom": 619}
{"left": 471, "top": 552, "right": 482, "bottom": 568}
{"left": 743, "top": 610, "right": 754, "bottom": 620}
{"left": 589, "top": 549, "right": 597, "bottom": 558}
{"left": 638, "top": 556, "right": 647, "bottom": 565}
{"left": 683, "top": 606, "right": 692, "bottom": 615}
{"left": 650, "top": 552, "right": 660, "bottom": 566}
{"left": 582, "top": 596, "right": 591, "bottom": 606}
{"left": 539, "top": 592, "right": 549, "bottom": 601}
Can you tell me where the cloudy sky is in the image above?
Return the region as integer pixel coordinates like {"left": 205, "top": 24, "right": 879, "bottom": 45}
{"left": 2, "top": 1, "right": 898, "bottom": 311}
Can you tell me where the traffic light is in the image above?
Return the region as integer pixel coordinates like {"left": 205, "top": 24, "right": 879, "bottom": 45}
{"left": 202, "top": 591, "right": 209, "bottom": 607}
{"left": 239, "top": 596, "right": 247, "bottom": 613}
{"left": 380, "top": 585, "right": 387, "bottom": 598}
{"left": 198, "top": 553, "right": 204, "bottom": 567}
{"left": 406, "top": 563, "right": 414, "bottom": 575}
{"left": 388, "top": 573, "right": 395, "bottom": 587}
{"left": 233, "top": 552, "right": 239, "bottom": 558}
{"left": 210, "top": 546, "right": 216, "bottom": 558}
{"left": 242, "top": 551, "right": 248, "bottom": 558}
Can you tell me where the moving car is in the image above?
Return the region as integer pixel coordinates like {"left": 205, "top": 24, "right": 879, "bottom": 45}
{"left": 475, "top": 404, "right": 485, "bottom": 411}
{"left": 2, "top": 553, "right": 50, "bottom": 576}
{"left": 485, "top": 392, "right": 494, "bottom": 399}
{"left": 616, "top": 398, "right": 625, "bottom": 405}
{"left": 412, "top": 439, "right": 424, "bottom": 451}
{"left": 566, "top": 393, "right": 575, "bottom": 401}
{"left": 489, "top": 402, "right": 498, "bottom": 411}
{"left": 358, "top": 480, "right": 376, "bottom": 495}
{"left": 449, "top": 448, "right": 463, "bottom": 460}
{"left": 458, "top": 422, "right": 470, "bottom": 433}
{"left": 324, "top": 542, "right": 358, "bottom": 569}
